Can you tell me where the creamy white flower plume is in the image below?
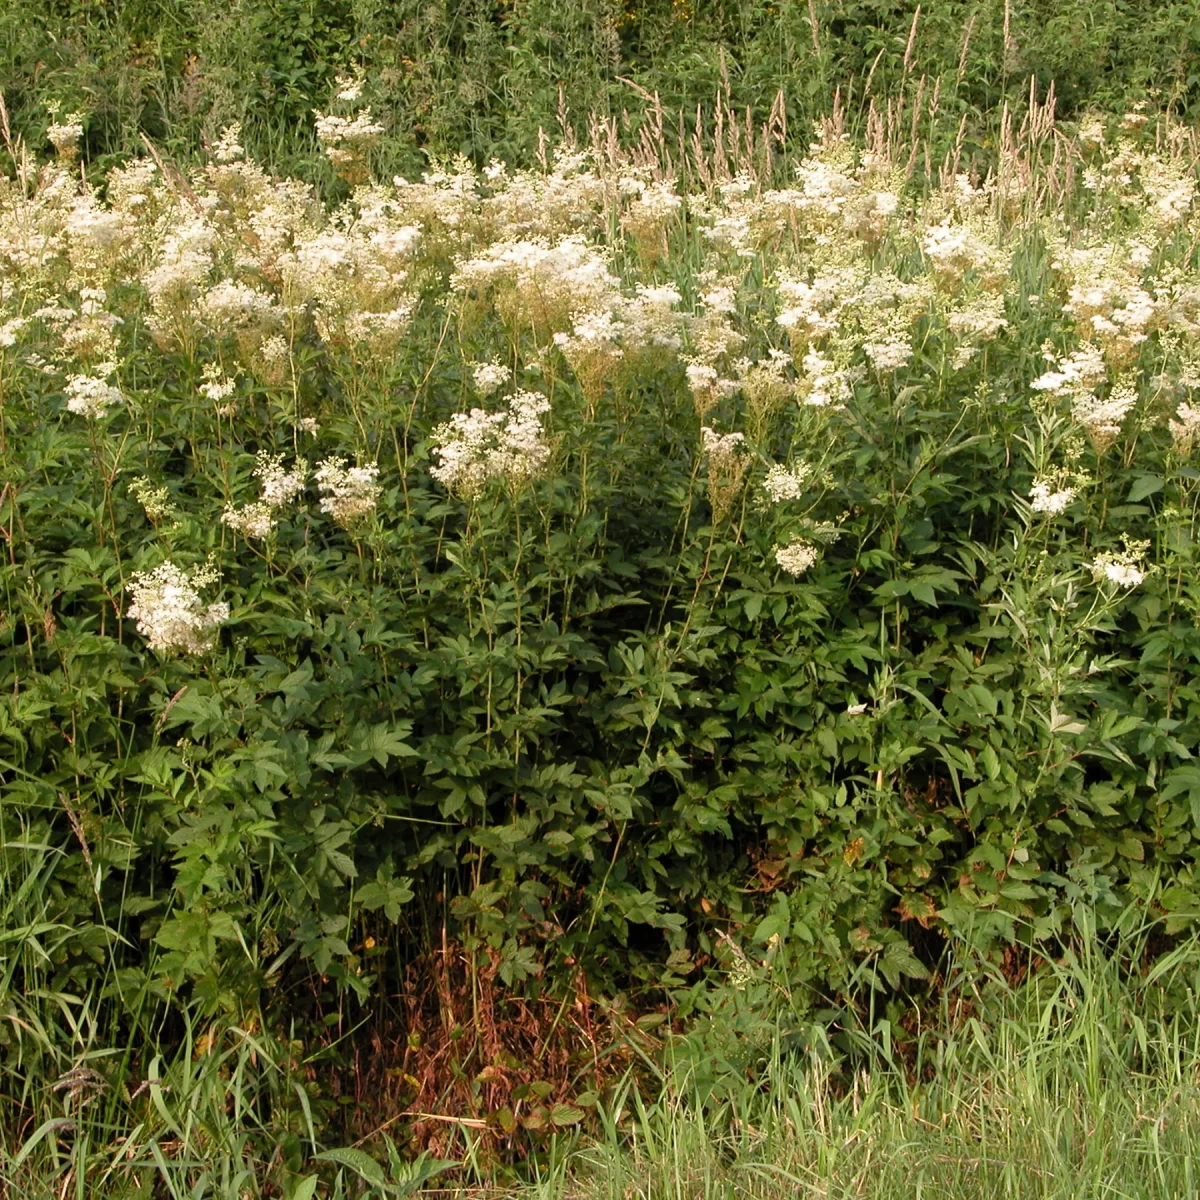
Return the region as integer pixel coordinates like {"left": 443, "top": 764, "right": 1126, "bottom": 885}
{"left": 774, "top": 538, "right": 820, "bottom": 577}
{"left": 431, "top": 390, "right": 552, "bottom": 498}
{"left": 315, "top": 457, "right": 381, "bottom": 527}
{"left": 1089, "top": 538, "right": 1149, "bottom": 589}
{"left": 65, "top": 373, "right": 123, "bottom": 418}
{"left": 222, "top": 452, "right": 308, "bottom": 539}
{"left": 471, "top": 360, "right": 511, "bottom": 397}
{"left": 1029, "top": 479, "right": 1076, "bottom": 516}
{"left": 126, "top": 561, "right": 228, "bottom": 655}
{"left": 762, "top": 463, "right": 813, "bottom": 503}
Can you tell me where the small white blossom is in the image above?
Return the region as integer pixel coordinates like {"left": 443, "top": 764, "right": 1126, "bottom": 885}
{"left": 221, "top": 501, "right": 277, "bottom": 539}
{"left": 471, "top": 360, "right": 511, "bottom": 397}
{"left": 1089, "top": 538, "right": 1149, "bottom": 589}
{"left": 129, "top": 476, "right": 175, "bottom": 523}
{"left": 700, "top": 426, "right": 746, "bottom": 465}
{"left": 774, "top": 538, "right": 821, "bottom": 577}
{"left": 800, "top": 348, "right": 853, "bottom": 407}
{"left": 0, "top": 317, "right": 28, "bottom": 348}
{"left": 334, "top": 73, "right": 363, "bottom": 102}
{"left": 863, "top": 336, "right": 913, "bottom": 372}
{"left": 1072, "top": 379, "right": 1137, "bottom": 451}
{"left": 46, "top": 111, "right": 85, "bottom": 159}
{"left": 1029, "top": 479, "right": 1076, "bottom": 516}
{"left": 255, "top": 452, "right": 307, "bottom": 508}
{"left": 65, "top": 373, "right": 123, "bottom": 418}
{"left": 200, "top": 366, "right": 236, "bottom": 403}
{"left": 762, "top": 463, "right": 813, "bottom": 503}
{"left": 1169, "top": 401, "right": 1200, "bottom": 450}
{"left": 126, "top": 561, "right": 228, "bottom": 655}
{"left": 431, "top": 390, "right": 553, "bottom": 498}
{"left": 315, "top": 457, "right": 381, "bottom": 526}
{"left": 223, "top": 452, "right": 308, "bottom": 538}
{"left": 212, "top": 124, "right": 245, "bottom": 163}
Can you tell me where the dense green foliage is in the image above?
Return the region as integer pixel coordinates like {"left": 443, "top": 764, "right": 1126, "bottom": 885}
{"left": 5, "top": 4, "right": 1200, "bottom": 1194}
{"left": 3, "top": 0, "right": 1200, "bottom": 174}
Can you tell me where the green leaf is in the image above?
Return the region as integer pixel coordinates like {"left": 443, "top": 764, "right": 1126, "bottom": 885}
{"left": 315, "top": 1146, "right": 387, "bottom": 1189}
{"left": 1126, "top": 474, "right": 1164, "bottom": 503}
{"left": 1117, "top": 834, "right": 1144, "bottom": 861}
{"left": 289, "top": 1177, "right": 319, "bottom": 1200}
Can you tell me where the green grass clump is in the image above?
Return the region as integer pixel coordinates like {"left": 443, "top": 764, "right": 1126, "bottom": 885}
{"left": 6, "top": 924, "right": 1200, "bottom": 1197}
{"left": 511, "top": 929, "right": 1200, "bottom": 1200}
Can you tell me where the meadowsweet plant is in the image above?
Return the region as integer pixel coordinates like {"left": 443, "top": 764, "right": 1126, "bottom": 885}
{"left": 700, "top": 425, "right": 749, "bottom": 521}
{"left": 10, "top": 82, "right": 1200, "bottom": 1174}
{"left": 64, "top": 370, "right": 123, "bottom": 417}
{"left": 774, "top": 537, "right": 820, "bottom": 576}
{"left": 222, "top": 452, "right": 307, "bottom": 539}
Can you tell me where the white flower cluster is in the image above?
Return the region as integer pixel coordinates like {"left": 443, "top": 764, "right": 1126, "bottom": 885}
{"left": 212, "top": 123, "right": 246, "bottom": 163}
{"left": 334, "top": 73, "right": 364, "bottom": 103}
{"left": 471, "top": 360, "right": 511, "bottom": 397}
{"left": 922, "top": 219, "right": 1007, "bottom": 290}
{"left": 1071, "top": 378, "right": 1138, "bottom": 452}
{"left": 774, "top": 538, "right": 821, "bottom": 577}
{"left": 799, "top": 347, "right": 854, "bottom": 407}
{"left": 1169, "top": 401, "right": 1200, "bottom": 451}
{"left": 126, "top": 561, "right": 229, "bottom": 655}
{"left": 313, "top": 109, "right": 385, "bottom": 181}
{"left": 129, "top": 476, "right": 176, "bottom": 523}
{"left": 700, "top": 425, "right": 749, "bottom": 521}
{"left": 1031, "top": 342, "right": 1108, "bottom": 398}
{"left": 700, "top": 426, "right": 746, "bottom": 468}
{"left": 1141, "top": 159, "right": 1196, "bottom": 231}
{"left": 200, "top": 364, "right": 236, "bottom": 409}
{"left": 1053, "top": 242, "right": 1161, "bottom": 369}
{"left": 65, "top": 372, "right": 123, "bottom": 418}
{"left": 314, "top": 457, "right": 382, "bottom": 527}
{"left": 0, "top": 317, "right": 27, "bottom": 348}
{"left": 1029, "top": 479, "right": 1076, "bottom": 516}
{"left": 479, "top": 150, "right": 607, "bottom": 240}
{"left": 451, "top": 235, "right": 620, "bottom": 339}
{"left": 1089, "top": 538, "right": 1149, "bottom": 589}
{"left": 621, "top": 179, "right": 683, "bottom": 263}
{"left": 762, "top": 462, "right": 813, "bottom": 503}
{"left": 776, "top": 266, "right": 861, "bottom": 353}
{"left": 222, "top": 452, "right": 308, "bottom": 539}
{"left": 198, "top": 280, "right": 280, "bottom": 335}
{"left": 431, "top": 390, "right": 553, "bottom": 499}
{"left": 947, "top": 293, "right": 1008, "bottom": 367}
{"left": 46, "top": 110, "right": 85, "bottom": 160}
{"left": 856, "top": 274, "right": 934, "bottom": 373}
